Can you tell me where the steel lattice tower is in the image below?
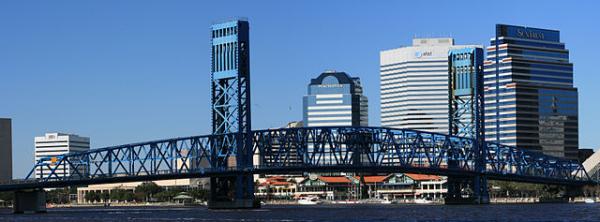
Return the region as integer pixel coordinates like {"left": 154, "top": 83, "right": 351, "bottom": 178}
{"left": 209, "top": 20, "right": 254, "bottom": 208}
{"left": 447, "top": 47, "right": 489, "bottom": 204}
{"left": 449, "top": 48, "right": 484, "bottom": 140}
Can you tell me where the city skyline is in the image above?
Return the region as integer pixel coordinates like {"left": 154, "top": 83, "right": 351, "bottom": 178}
{"left": 2, "top": 0, "right": 600, "bottom": 178}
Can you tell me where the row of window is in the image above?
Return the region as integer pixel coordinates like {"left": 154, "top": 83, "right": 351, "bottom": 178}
{"left": 381, "top": 69, "right": 448, "bottom": 78}
{"left": 492, "top": 61, "right": 573, "bottom": 71}
{"left": 380, "top": 60, "right": 447, "bottom": 69}
{"left": 382, "top": 97, "right": 447, "bottom": 104}
{"left": 484, "top": 92, "right": 577, "bottom": 102}
{"left": 382, "top": 74, "right": 448, "bottom": 83}
{"left": 381, "top": 83, "right": 447, "bottom": 92}
{"left": 212, "top": 43, "right": 238, "bottom": 72}
{"left": 491, "top": 39, "right": 565, "bottom": 50}
{"left": 212, "top": 26, "right": 237, "bottom": 38}
{"left": 381, "top": 64, "right": 449, "bottom": 73}
{"left": 488, "top": 49, "right": 569, "bottom": 59}
{"left": 485, "top": 68, "right": 573, "bottom": 80}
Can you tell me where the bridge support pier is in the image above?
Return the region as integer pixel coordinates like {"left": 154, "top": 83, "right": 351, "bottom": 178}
{"left": 445, "top": 175, "right": 489, "bottom": 205}
{"left": 13, "top": 189, "right": 46, "bottom": 214}
{"left": 208, "top": 174, "right": 257, "bottom": 209}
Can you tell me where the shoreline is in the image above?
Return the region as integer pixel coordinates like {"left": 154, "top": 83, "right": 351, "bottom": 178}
{"left": 38, "top": 198, "right": 594, "bottom": 209}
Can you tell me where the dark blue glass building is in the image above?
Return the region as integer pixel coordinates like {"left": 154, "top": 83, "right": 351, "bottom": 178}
{"left": 303, "top": 71, "right": 368, "bottom": 127}
{"left": 484, "top": 24, "right": 578, "bottom": 159}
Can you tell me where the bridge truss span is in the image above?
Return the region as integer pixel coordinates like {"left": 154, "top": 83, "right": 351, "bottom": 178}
{"left": 253, "top": 127, "right": 590, "bottom": 184}
{"left": 253, "top": 127, "right": 479, "bottom": 172}
{"left": 0, "top": 127, "right": 591, "bottom": 192}
{"left": 24, "top": 135, "right": 237, "bottom": 184}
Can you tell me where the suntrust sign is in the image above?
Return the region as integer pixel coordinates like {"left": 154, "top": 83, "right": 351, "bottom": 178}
{"left": 517, "top": 28, "right": 545, "bottom": 40}
{"left": 499, "top": 24, "right": 560, "bottom": 42}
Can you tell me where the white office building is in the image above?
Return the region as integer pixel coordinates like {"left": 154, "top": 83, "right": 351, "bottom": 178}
{"left": 380, "top": 38, "right": 480, "bottom": 134}
{"left": 34, "top": 133, "right": 90, "bottom": 179}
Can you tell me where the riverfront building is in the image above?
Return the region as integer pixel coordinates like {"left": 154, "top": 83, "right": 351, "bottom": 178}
{"left": 77, "top": 179, "right": 205, "bottom": 204}
{"left": 0, "top": 118, "right": 12, "bottom": 181}
{"left": 303, "top": 71, "right": 368, "bottom": 127}
{"left": 293, "top": 173, "right": 446, "bottom": 202}
{"left": 34, "top": 133, "right": 90, "bottom": 179}
{"left": 380, "top": 38, "right": 481, "bottom": 134}
{"left": 484, "top": 24, "right": 578, "bottom": 159}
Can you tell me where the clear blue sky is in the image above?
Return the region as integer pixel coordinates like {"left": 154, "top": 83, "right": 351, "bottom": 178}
{"left": 1, "top": 0, "right": 599, "bottom": 178}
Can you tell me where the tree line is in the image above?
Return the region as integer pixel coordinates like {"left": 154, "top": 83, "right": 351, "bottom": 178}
{"left": 83, "top": 182, "right": 209, "bottom": 203}
{"left": 0, "top": 182, "right": 210, "bottom": 205}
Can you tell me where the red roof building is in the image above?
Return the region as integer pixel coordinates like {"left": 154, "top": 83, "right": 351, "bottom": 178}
{"left": 318, "top": 176, "right": 352, "bottom": 184}
{"left": 353, "top": 175, "right": 390, "bottom": 183}
{"left": 403, "top": 173, "right": 442, "bottom": 181}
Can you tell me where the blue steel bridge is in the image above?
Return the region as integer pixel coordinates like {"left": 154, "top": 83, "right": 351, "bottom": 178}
{"left": 0, "top": 126, "right": 593, "bottom": 193}
{"left": 0, "top": 19, "right": 597, "bottom": 212}
{"left": 2, "top": 126, "right": 591, "bottom": 190}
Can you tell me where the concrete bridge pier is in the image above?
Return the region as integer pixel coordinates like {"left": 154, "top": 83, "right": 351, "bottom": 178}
{"left": 13, "top": 189, "right": 46, "bottom": 214}
{"left": 445, "top": 175, "right": 490, "bottom": 205}
{"left": 208, "top": 174, "right": 257, "bottom": 209}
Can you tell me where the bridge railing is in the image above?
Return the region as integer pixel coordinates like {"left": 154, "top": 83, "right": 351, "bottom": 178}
{"left": 21, "top": 126, "right": 592, "bottom": 185}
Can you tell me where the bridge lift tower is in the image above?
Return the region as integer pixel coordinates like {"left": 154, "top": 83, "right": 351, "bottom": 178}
{"left": 209, "top": 20, "right": 256, "bottom": 208}
{"left": 446, "top": 47, "right": 489, "bottom": 204}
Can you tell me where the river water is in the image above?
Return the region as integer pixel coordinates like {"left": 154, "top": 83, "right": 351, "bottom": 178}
{"left": 0, "top": 203, "right": 599, "bottom": 221}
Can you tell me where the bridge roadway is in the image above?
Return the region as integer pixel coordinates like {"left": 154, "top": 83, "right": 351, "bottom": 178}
{"left": 0, "top": 126, "right": 594, "bottom": 193}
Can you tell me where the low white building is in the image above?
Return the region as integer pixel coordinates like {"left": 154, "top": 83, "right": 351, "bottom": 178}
{"left": 77, "top": 178, "right": 206, "bottom": 203}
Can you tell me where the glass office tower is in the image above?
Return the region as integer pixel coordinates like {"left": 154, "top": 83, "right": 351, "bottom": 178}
{"left": 303, "top": 71, "right": 368, "bottom": 127}
{"left": 484, "top": 24, "right": 578, "bottom": 159}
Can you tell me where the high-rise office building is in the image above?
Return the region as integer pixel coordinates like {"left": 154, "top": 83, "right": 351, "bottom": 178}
{"left": 34, "top": 133, "right": 90, "bottom": 179}
{"left": 484, "top": 24, "right": 578, "bottom": 159}
{"left": 303, "top": 71, "right": 368, "bottom": 127}
{"left": 0, "top": 118, "right": 12, "bottom": 181}
{"left": 380, "top": 38, "right": 480, "bottom": 134}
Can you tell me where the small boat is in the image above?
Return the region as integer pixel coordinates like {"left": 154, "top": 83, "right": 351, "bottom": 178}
{"left": 298, "top": 196, "right": 322, "bottom": 205}
{"left": 585, "top": 198, "right": 595, "bottom": 204}
{"left": 414, "top": 197, "right": 434, "bottom": 204}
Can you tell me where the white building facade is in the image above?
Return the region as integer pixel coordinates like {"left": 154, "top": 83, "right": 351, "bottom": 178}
{"left": 380, "top": 38, "right": 480, "bottom": 134}
{"left": 34, "top": 133, "right": 90, "bottom": 179}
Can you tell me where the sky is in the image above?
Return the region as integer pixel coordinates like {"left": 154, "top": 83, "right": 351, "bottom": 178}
{"left": 1, "top": 0, "right": 599, "bottom": 178}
